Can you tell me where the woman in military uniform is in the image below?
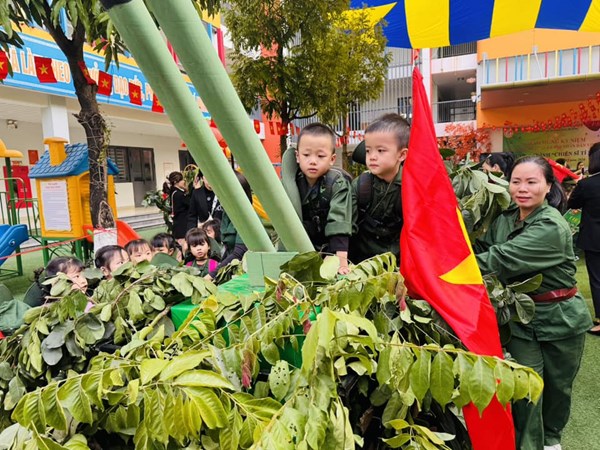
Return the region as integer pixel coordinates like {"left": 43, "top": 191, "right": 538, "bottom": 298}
{"left": 475, "top": 155, "right": 592, "bottom": 450}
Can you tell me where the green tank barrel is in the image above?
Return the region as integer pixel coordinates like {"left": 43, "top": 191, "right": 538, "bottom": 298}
{"left": 144, "top": 0, "right": 314, "bottom": 253}
{"left": 99, "top": 0, "right": 274, "bottom": 252}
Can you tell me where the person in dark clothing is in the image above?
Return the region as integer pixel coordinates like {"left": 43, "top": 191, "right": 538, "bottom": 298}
{"left": 481, "top": 152, "right": 515, "bottom": 177}
{"left": 169, "top": 171, "right": 190, "bottom": 251}
{"left": 186, "top": 174, "right": 223, "bottom": 231}
{"left": 567, "top": 142, "right": 600, "bottom": 334}
{"left": 206, "top": 171, "right": 251, "bottom": 280}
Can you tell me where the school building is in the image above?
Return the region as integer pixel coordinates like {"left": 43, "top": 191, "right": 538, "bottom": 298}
{"left": 0, "top": 20, "right": 280, "bottom": 217}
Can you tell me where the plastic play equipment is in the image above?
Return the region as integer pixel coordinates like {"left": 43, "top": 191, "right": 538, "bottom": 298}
{"left": 0, "top": 225, "right": 29, "bottom": 267}
{"left": 0, "top": 140, "right": 30, "bottom": 276}
{"left": 82, "top": 220, "right": 140, "bottom": 248}
{"left": 29, "top": 138, "right": 120, "bottom": 264}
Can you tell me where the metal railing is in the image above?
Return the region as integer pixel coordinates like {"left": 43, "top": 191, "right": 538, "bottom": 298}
{"left": 0, "top": 177, "right": 41, "bottom": 236}
{"left": 292, "top": 61, "right": 415, "bottom": 143}
{"left": 481, "top": 45, "right": 600, "bottom": 86}
{"left": 432, "top": 99, "right": 476, "bottom": 123}
{"left": 432, "top": 42, "right": 477, "bottom": 59}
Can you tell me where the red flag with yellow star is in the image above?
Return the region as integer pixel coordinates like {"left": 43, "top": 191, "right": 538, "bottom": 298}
{"left": 151, "top": 93, "right": 164, "bottom": 113}
{"left": 400, "top": 66, "right": 515, "bottom": 450}
{"left": 34, "top": 56, "right": 56, "bottom": 83}
{"left": 0, "top": 51, "right": 8, "bottom": 81}
{"left": 77, "top": 61, "right": 96, "bottom": 85}
{"left": 128, "top": 82, "right": 142, "bottom": 106}
{"left": 97, "top": 71, "right": 113, "bottom": 96}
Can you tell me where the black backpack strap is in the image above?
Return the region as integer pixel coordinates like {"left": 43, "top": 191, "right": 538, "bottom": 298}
{"left": 357, "top": 172, "right": 373, "bottom": 214}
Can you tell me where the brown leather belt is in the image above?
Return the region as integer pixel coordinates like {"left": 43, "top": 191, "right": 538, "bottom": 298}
{"left": 530, "top": 287, "right": 578, "bottom": 303}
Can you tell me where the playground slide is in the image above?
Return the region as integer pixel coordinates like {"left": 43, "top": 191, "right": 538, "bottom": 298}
{"left": 116, "top": 220, "right": 140, "bottom": 247}
{"left": 82, "top": 220, "right": 141, "bottom": 247}
{"left": 0, "top": 224, "right": 29, "bottom": 267}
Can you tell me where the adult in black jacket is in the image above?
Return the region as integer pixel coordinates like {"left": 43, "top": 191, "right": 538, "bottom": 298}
{"left": 568, "top": 142, "right": 600, "bottom": 334}
{"left": 169, "top": 171, "right": 190, "bottom": 249}
{"left": 187, "top": 175, "right": 222, "bottom": 231}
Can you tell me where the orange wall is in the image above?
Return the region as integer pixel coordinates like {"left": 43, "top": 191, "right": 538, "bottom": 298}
{"left": 478, "top": 99, "right": 588, "bottom": 128}
{"left": 478, "top": 29, "right": 600, "bottom": 60}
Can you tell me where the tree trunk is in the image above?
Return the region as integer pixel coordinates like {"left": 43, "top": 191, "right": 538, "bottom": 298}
{"left": 64, "top": 47, "right": 114, "bottom": 229}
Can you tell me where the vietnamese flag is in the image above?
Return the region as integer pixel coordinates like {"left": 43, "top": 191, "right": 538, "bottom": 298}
{"left": 77, "top": 61, "right": 96, "bottom": 85}
{"left": 151, "top": 93, "right": 164, "bottom": 113}
{"left": 253, "top": 119, "right": 260, "bottom": 134}
{"left": 129, "top": 82, "right": 142, "bottom": 105}
{"left": 97, "top": 71, "right": 113, "bottom": 96}
{"left": 0, "top": 51, "right": 8, "bottom": 80}
{"left": 547, "top": 158, "right": 579, "bottom": 182}
{"left": 400, "top": 66, "right": 515, "bottom": 450}
{"left": 34, "top": 56, "right": 56, "bottom": 83}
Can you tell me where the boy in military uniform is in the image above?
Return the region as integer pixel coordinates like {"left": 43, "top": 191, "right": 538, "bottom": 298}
{"left": 281, "top": 123, "right": 353, "bottom": 274}
{"left": 350, "top": 113, "right": 409, "bottom": 263}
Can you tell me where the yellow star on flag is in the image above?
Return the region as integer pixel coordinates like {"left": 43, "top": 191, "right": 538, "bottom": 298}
{"left": 40, "top": 65, "right": 48, "bottom": 75}
{"left": 0, "top": 61, "right": 4, "bottom": 70}
{"left": 101, "top": 79, "right": 109, "bottom": 88}
{"left": 132, "top": 90, "right": 138, "bottom": 98}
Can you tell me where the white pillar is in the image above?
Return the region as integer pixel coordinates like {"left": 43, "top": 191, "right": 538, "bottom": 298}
{"left": 41, "top": 96, "right": 70, "bottom": 141}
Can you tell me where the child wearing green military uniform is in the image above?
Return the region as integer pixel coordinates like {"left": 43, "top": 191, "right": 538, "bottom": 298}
{"left": 350, "top": 113, "right": 409, "bottom": 263}
{"left": 281, "top": 123, "right": 353, "bottom": 274}
{"left": 475, "top": 156, "right": 592, "bottom": 450}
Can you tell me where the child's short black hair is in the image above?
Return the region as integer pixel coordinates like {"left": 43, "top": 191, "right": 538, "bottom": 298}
{"left": 151, "top": 233, "right": 176, "bottom": 250}
{"left": 365, "top": 113, "right": 411, "bottom": 150}
{"left": 124, "top": 239, "right": 153, "bottom": 256}
{"left": 297, "top": 123, "right": 336, "bottom": 152}
{"left": 185, "top": 228, "right": 209, "bottom": 248}
{"left": 36, "top": 257, "right": 84, "bottom": 282}
{"left": 202, "top": 219, "right": 221, "bottom": 242}
{"left": 95, "top": 245, "right": 125, "bottom": 269}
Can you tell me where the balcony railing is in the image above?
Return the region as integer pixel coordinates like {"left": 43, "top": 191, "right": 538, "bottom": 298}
{"left": 432, "top": 42, "right": 477, "bottom": 59}
{"left": 432, "top": 99, "right": 476, "bottom": 123}
{"left": 481, "top": 45, "right": 600, "bottom": 86}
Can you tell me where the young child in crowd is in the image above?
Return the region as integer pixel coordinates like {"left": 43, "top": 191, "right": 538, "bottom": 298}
{"left": 152, "top": 233, "right": 178, "bottom": 257}
{"left": 281, "top": 122, "right": 353, "bottom": 274}
{"left": 350, "top": 113, "right": 408, "bottom": 263}
{"left": 25, "top": 257, "right": 89, "bottom": 307}
{"left": 125, "top": 239, "right": 153, "bottom": 265}
{"left": 185, "top": 228, "right": 218, "bottom": 277}
{"left": 202, "top": 218, "right": 221, "bottom": 243}
{"left": 94, "top": 245, "right": 130, "bottom": 280}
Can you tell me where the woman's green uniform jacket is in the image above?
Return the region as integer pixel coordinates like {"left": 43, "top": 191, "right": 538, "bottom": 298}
{"left": 475, "top": 202, "right": 592, "bottom": 341}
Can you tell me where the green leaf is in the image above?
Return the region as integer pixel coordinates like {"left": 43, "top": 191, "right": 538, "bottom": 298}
{"left": 100, "top": 304, "right": 112, "bottom": 322}
{"left": 261, "top": 341, "right": 280, "bottom": 366}
{"left": 64, "top": 434, "right": 89, "bottom": 450}
{"left": 171, "top": 272, "right": 194, "bottom": 297}
{"left": 127, "top": 291, "right": 145, "bottom": 322}
{"left": 512, "top": 369, "right": 529, "bottom": 401}
{"left": 507, "top": 274, "right": 543, "bottom": 293}
{"left": 467, "top": 357, "right": 495, "bottom": 414}
{"left": 57, "top": 378, "right": 93, "bottom": 424}
{"left": 268, "top": 360, "right": 290, "bottom": 401}
{"left": 40, "top": 384, "right": 67, "bottom": 430}
{"left": 159, "top": 350, "right": 209, "bottom": 381}
{"left": 409, "top": 348, "right": 431, "bottom": 404}
{"left": 74, "top": 314, "right": 105, "bottom": 345}
{"left": 140, "top": 359, "right": 170, "bottom": 385}
{"left": 174, "top": 370, "right": 235, "bottom": 390}
{"left": 528, "top": 371, "right": 543, "bottom": 404}
{"left": 184, "top": 387, "right": 228, "bottom": 429}
{"left": 494, "top": 362, "right": 515, "bottom": 407}
{"left": 514, "top": 293, "right": 536, "bottom": 324}
{"left": 319, "top": 256, "right": 340, "bottom": 280}
{"left": 430, "top": 350, "right": 454, "bottom": 407}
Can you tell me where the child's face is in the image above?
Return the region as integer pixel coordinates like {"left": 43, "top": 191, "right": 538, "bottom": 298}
{"left": 296, "top": 134, "right": 336, "bottom": 186}
{"left": 190, "top": 241, "right": 209, "bottom": 260}
{"left": 365, "top": 131, "right": 407, "bottom": 183}
{"left": 102, "top": 250, "right": 130, "bottom": 279}
{"left": 204, "top": 227, "right": 215, "bottom": 239}
{"left": 154, "top": 244, "right": 174, "bottom": 256}
{"left": 130, "top": 245, "right": 153, "bottom": 264}
{"left": 66, "top": 267, "right": 88, "bottom": 293}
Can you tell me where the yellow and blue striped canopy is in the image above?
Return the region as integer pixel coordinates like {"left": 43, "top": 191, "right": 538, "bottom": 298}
{"left": 351, "top": 0, "right": 600, "bottom": 48}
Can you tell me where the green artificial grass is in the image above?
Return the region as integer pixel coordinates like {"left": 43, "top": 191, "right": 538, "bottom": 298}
{"left": 0, "top": 232, "right": 596, "bottom": 447}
